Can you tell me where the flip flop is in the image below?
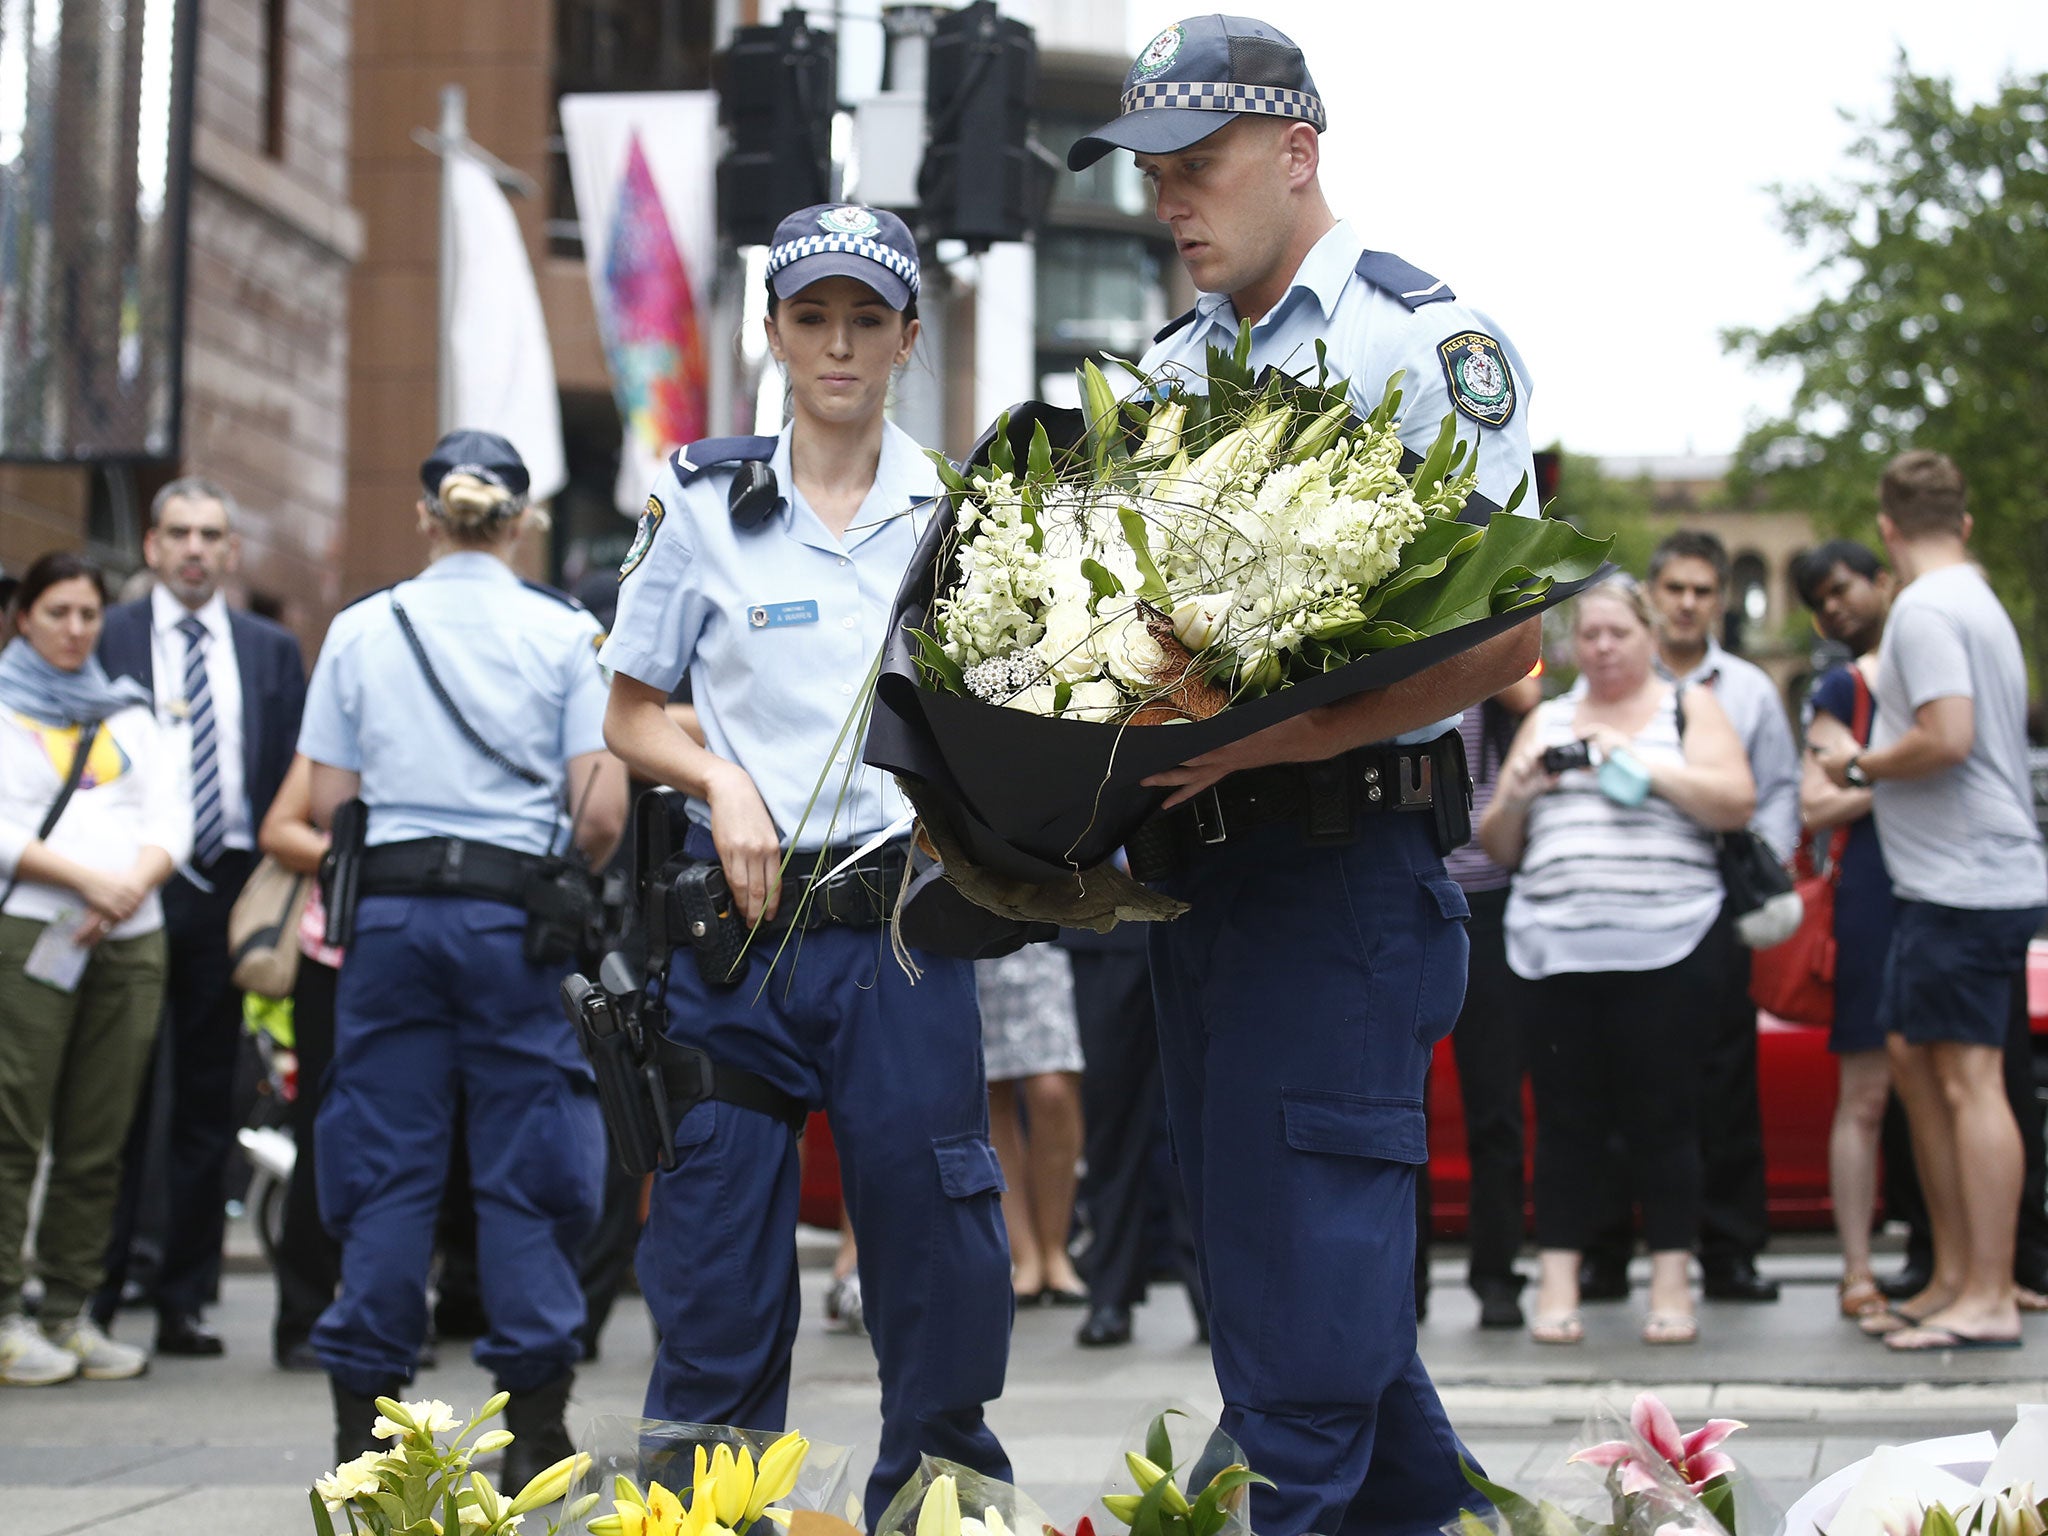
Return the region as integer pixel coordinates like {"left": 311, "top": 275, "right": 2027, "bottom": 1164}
{"left": 1529, "top": 1311, "right": 1583, "bottom": 1345}
{"left": 1642, "top": 1310, "right": 1699, "bottom": 1346}
{"left": 1884, "top": 1325, "right": 2023, "bottom": 1353}
{"left": 1860, "top": 1305, "right": 1929, "bottom": 1336}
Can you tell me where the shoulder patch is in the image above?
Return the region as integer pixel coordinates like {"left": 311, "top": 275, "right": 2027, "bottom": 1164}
{"left": 1354, "top": 250, "right": 1455, "bottom": 311}
{"left": 1437, "top": 331, "right": 1516, "bottom": 428}
{"left": 1153, "top": 306, "right": 1198, "bottom": 344}
{"left": 519, "top": 578, "right": 584, "bottom": 610}
{"left": 620, "top": 495, "right": 665, "bottom": 579}
{"left": 672, "top": 435, "right": 779, "bottom": 485}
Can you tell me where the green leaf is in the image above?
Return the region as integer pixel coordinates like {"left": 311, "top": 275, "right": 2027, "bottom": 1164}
{"left": 1029, "top": 418, "right": 1056, "bottom": 482}
{"left": 927, "top": 449, "right": 970, "bottom": 498}
{"left": 1127, "top": 1468, "right": 1175, "bottom": 1536}
{"left": 1373, "top": 516, "right": 1611, "bottom": 636}
{"left": 1116, "top": 507, "right": 1170, "bottom": 604}
{"left": 1145, "top": 1412, "right": 1178, "bottom": 1478}
{"left": 986, "top": 412, "right": 1016, "bottom": 477}
{"left": 311, "top": 1490, "right": 340, "bottom": 1536}
{"left": 1080, "top": 557, "right": 1126, "bottom": 607}
{"left": 1697, "top": 1474, "right": 1738, "bottom": 1536}
{"left": 1082, "top": 359, "right": 1121, "bottom": 473}
{"left": 1364, "top": 371, "right": 1405, "bottom": 432}
{"left": 1501, "top": 471, "right": 1531, "bottom": 516}
{"left": 1053, "top": 679, "right": 1072, "bottom": 713}
{"left": 1356, "top": 517, "right": 1486, "bottom": 620}
{"left": 910, "top": 628, "right": 965, "bottom": 694}
{"left": 1926, "top": 1507, "right": 1962, "bottom": 1536}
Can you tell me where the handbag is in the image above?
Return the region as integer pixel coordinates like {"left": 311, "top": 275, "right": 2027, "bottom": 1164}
{"left": 1749, "top": 667, "right": 1872, "bottom": 1023}
{"left": 227, "top": 854, "right": 312, "bottom": 997}
{"left": 1672, "top": 683, "right": 1803, "bottom": 949}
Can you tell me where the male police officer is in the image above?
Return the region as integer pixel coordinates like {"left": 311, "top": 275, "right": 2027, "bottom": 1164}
{"left": 1070, "top": 18, "right": 1539, "bottom": 1535}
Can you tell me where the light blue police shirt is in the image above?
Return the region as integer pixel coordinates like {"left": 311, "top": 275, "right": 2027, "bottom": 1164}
{"left": 1141, "top": 219, "right": 1538, "bottom": 744}
{"left": 599, "top": 420, "right": 939, "bottom": 850}
{"left": 299, "top": 552, "right": 610, "bottom": 856}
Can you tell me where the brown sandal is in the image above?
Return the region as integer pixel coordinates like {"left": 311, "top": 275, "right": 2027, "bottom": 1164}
{"left": 1839, "top": 1273, "right": 1887, "bottom": 1320}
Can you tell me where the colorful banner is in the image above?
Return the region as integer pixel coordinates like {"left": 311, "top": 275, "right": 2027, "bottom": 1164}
{"left": 560, "top": 92, "right": 719, "bottom": 513}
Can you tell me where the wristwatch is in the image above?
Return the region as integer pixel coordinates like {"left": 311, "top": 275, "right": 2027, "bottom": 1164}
{"left": 1844, "top": 755, "right": 1871, "bottom": 789}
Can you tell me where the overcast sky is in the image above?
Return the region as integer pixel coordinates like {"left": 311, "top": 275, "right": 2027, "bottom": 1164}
{"left": 1119, "top": 1, "right": 2046, "bottom": 461}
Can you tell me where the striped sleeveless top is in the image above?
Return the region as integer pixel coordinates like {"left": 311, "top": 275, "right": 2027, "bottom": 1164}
{"left": 1504, "top": 685, "right": 1724, "bottom": 980}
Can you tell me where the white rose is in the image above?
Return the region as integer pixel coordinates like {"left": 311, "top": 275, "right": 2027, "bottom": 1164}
{"left": 1064, "top": 679, "right": 1124, "bottom": 722}
{"left": 1003, "top": 683, "right": 1061, "bottom": 716}
{"left": 1170, "top": 591, "right": 1234, "bottom": 652}
{"left": 1094, "top": 608, "right": 1170, "bottom": 690}
{"left": 1035, "top": 601, "right": 1100, "bottom": 683}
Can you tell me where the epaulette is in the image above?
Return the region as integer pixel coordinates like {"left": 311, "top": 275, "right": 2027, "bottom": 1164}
{"left": 1353, "top": 251, "right": 1455, "bottom": 310}
{"left": 519, "top": 578, "right": 585, "bottom": 611}
{"left": 1153, "top": 307, "right": 1198, "bottom": 344}
{"left": 336, "top": 581, "right": 399, "bottom": 615}
{"left": 671, "top": 435, "right": 779, "bottom": 484}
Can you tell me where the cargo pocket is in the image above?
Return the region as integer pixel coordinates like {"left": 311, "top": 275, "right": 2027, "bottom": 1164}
{"left": 932, "top": 1131, "right": 1007, "bottom": 1197}
{"left": 1257, "top": 1088, "right": 1427, "bottom": 1403}
{"left": 1413, "top": 874, "right": 1470, "bottom": 1046}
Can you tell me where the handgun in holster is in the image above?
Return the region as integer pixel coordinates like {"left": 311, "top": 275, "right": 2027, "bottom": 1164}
{"left": 561, "top": 951, "right": 677, "bottom": 1176}
{"left": 321, "top": 797, "right": 370, "bottom": 949}
{"left": 635, "top": 784, "right": 750, "bottom": 988}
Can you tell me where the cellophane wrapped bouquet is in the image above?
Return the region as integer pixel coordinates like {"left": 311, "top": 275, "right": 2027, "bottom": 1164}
{"left": 569, "top": 1420, "right": 857, "bottom": 1536}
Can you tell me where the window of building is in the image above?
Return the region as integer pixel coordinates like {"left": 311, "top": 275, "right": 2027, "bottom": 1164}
{"left": 1035, "top": 229, "right": 1168, "bottom": 376}
{"left": 549, "top": 0, "right": 716, "bottom": 255}
{"left": 1035, "top": 114, "right": 1151, "bottom": 219}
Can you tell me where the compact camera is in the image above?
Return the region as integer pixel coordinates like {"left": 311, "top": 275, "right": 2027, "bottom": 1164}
{"left": 1540, "top": 739, "right": 1597, "bottom": 775}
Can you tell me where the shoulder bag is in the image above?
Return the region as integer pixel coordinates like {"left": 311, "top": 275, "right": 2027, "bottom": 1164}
{"left": 227, "top": 856, "right": 312, "bottom": 997}
{"left": 1672, "top": 683, "right": 1804, "bottom": 950}
{"left": 1749, "top": 666, "right": 1872, "bottom": 1024}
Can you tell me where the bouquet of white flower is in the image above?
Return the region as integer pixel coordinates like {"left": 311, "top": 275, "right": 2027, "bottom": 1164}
{"left": 863, "top": 327, "right": 1609, "bottom": 898}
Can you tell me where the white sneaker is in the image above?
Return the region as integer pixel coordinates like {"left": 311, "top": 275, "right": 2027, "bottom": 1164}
{"left": 0, "top": 1313, "right": 80, "bottom": 1386}
{"left": 45, "top": 1315, "right": 148, "bottom": 1380}
{"left": 824, "top": 1273, "right": 866, "bottom": 1336}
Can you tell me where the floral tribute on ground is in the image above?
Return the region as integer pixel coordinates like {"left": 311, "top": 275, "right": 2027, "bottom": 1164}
{"left": 1456, "top": 1392, "right": 1747, "bottom": 1536}
{"left": 861, "top": 326, "right": 1612, "bottom": 915}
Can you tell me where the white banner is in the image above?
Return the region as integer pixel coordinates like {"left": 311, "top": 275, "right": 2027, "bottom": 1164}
{"left": 444, "top": 148, "right": 567, "bottom": 502}
{"left": 559, "top": 92, "right": 720, "bottom": 513}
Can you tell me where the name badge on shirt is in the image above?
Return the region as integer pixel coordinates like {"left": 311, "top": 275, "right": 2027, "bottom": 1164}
{"left": 748, "top": 600, "right": 819, "bottom": 630}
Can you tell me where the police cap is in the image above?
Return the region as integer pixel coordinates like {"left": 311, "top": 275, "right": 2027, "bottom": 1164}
{"left": 1067, "top": 14, "right": 1325, "bottom": 171}
{"left": 419, "top": 428, "right": 530, "bottom": 498}
{"left": 765, "top": 204, "right": 921, "bottom": 312}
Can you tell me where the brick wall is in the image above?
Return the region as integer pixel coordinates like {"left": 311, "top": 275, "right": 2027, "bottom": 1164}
{"left": 345, "top": 0, "right": 556, "bottom": 605}
{"left": 182, "top": 0, "right": 361, "bottom": 649}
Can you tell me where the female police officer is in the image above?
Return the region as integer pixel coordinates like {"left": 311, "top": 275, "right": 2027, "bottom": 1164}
{"left": 599, "top": 205, "right": 1012, "bottom": 1520}
{"left": 299, "top": 430, "right": 626, "bottom": 1479}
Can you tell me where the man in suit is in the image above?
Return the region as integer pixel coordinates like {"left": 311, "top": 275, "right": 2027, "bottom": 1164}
{"left": 94, "top": 477, "right": 307, "bottom": 1357}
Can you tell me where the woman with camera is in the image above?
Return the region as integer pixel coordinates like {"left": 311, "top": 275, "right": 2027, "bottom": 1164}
{"left": 297, "top": 431, "right": 626, "bottom": 1477}
{"left": 598, "top": 205, "right": 1012, "bottom": 1521}
{"left": 1479, "top": 575, "right": 1755, "bottom": 1346}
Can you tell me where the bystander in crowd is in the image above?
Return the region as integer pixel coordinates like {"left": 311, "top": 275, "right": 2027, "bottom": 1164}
{"left": 95, "top": 479, "right": 306, "bottom": 1359}
{"left": 0, "top": 553, "right": 190, "bottom": 1386}
{"left": 1482, "top": 575, "right": 1755, "bottom": 1346}
{"left": 1815, "top": 450, "right": 2047, "bottom": 1352}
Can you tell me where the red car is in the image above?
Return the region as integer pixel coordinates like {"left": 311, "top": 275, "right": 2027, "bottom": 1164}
{"left": 1423, "top": 938, "right": 2048, "bottom": 1234}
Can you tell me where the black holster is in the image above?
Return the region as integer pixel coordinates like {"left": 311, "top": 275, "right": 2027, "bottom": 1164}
{"left": 321, "top": 797, "right": 369, "bottom": 948}
{"left": 523, "top": 856, "right": 603, "bottom": 968}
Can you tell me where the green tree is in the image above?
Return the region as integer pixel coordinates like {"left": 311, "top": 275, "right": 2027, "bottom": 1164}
{"left": 1724, "top": 59, "right": 2048, "bottom": 674}
{"left": 1546, "top": 447, "right": 1658, "bottom": 577}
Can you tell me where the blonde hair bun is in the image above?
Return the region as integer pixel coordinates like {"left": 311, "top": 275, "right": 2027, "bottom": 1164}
{"left": 435, "top": 471, "right": 519, "bottom": 530}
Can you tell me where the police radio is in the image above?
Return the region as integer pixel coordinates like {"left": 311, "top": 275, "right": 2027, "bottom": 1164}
{"left": 728, "top": 461, "right": 780, "bottom": 529}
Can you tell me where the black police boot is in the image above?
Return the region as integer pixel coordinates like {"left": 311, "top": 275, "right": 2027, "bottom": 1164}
{"left": 1702, "top": 1255, "right": 1781, "bottom": 1302}
{"left": 1473, "top": 1275, "right": 1526, "bottom": 1330}
{"left": 501, "top": 1373, "right": 576, "bottom": 1498}
{"left": 331, "top": 1376, "right": 401, "bottom": 1465}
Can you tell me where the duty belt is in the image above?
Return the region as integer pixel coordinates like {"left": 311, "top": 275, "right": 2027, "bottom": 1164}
{"left": 360, "top": 837, "right": 545, "bottom": 906}
{"left": 1126, "top": 730, "right": 1472, "bottom": 881}
{"left": 762, "top": 846, "right": 911, "bottom": 931}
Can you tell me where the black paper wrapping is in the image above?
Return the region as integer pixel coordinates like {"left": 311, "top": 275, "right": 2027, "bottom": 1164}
{"left": 862, "top": 401, "right": 1611, "bottom": 882}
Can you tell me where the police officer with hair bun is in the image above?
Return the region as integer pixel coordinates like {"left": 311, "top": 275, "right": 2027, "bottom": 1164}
{"left": 300, "top": 429, "right": 628, "bottom": 1482}
{"left": 600, "top": 204, "right": 1012, "bottom": 1521}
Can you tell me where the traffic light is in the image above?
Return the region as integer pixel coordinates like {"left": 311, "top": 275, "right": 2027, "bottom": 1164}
{"left": 717, "top": 10, "right": 837, "bottom": 247}
{"left": 919, "top": 1, "right": 1051, "bottom": 249}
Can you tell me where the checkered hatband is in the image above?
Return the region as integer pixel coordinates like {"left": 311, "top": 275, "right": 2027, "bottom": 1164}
{"left": 765, "top": 233, "right": 922, "bottom": 297}
{"left": 1117, "top": 80, "right": 1327, "bottom": 131}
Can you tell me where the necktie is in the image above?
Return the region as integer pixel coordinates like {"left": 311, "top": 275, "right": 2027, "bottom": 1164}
{"left": 180, "top": 616, "right": 226, "bottom": 866}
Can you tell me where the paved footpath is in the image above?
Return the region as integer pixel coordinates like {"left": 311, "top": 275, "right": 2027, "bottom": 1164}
{"left": 3, "top": 1245, "right": 2043, "bottom": 1535}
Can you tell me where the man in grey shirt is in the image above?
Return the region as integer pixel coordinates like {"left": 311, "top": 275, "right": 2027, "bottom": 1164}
{"left": 1817, "top": 449, "right": 2047, "bottom": 1352}
{"left": 1636, "top": 529, "right": 1801, "bottom": 1304}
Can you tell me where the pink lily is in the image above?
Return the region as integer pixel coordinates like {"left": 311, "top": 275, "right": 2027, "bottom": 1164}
{"left": 1569, "top": 1393, "right": 1746, "bottom": 1496}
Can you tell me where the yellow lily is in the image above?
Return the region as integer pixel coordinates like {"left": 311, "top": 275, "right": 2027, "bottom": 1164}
{"left": 712, "top": 1443, "right": 754, "bottom": 1527}
{"left": 472, "top": 1430, "right": 514, "bottom": 1457}
{"left": 693, "top": 1446, "right": 713, "bottom": 1510}
{"left": 1138, "top": 401, "right": 1186, "bottom": 460}
{"left": 917, "top": 1475, "right": 963, "bottom": 1536}
{"left": 507, "top": 1451, "right": 591, "bottom": 1516}
{"left": 1123, "top": 1455, "right": 1190, "bottom": 1515}
{"left": 746, "top": 1432, "right": 809, "bottom": 1526}
{"left": 1101, "top": 1495, "right": 1143, "bottom": 1524}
